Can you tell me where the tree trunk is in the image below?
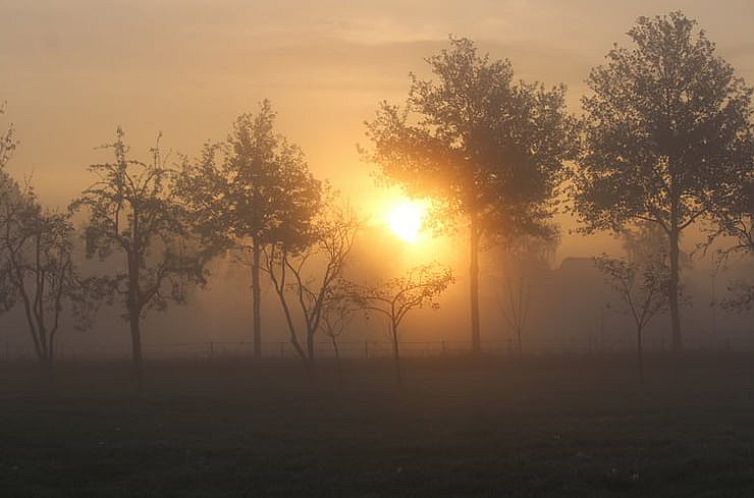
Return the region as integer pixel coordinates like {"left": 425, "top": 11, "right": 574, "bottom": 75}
{"left": 129, "top": 309, "right": 144, "bottom": 390}
{"left": 391, "top": 322, "right": 403, "bottom": 387}
{"left": 127, "top": 250, "right": 144, "bottom": 390}
{"left": 306, "top": 329, "right": 315, "bottom": 363}
{"left": 669, "top": 227, "right": 682, "bottom": 351}
{"left": 636, "top": 324, "right": 644, "bottom": 385}
{"left": 469, "top": 218, "right": 481, "bottom": 354}
{"left": 331, "top": 336, "right": 342, "bottom": 388}
{"left": 251, "top": 237, "right": 262, "bottom": 359}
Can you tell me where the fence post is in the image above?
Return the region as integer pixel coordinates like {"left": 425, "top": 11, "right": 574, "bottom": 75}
{"left": 441, "top": 340, "right": 446, "bottom": 356}
{"left": 209, "top": 341, "right": 215, "bottom": 359}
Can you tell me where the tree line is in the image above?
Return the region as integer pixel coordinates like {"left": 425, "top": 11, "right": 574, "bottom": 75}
{"left": 2, "top": 11, "right": 754, "bottom": 387}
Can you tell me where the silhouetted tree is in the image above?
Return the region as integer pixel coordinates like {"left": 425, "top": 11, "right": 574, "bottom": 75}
{"left": 498, "top": 275, "right": 530, "bottom": 355}
{"left": 320, "top": 290, "right": 358, "bottom": 387}
{"left": 180, "top": 101, "right": 322, "bottom": 358}
{"left": 0, "top": 103, "right": 16, "bottom": 170}
{"left": 264, "top": 199, "right": 358, "bottom": 364}
{"left": 0, "top": 106, "right": 21, "bottom": 312}
{"left": 712, "top": 181, "right": 754, "bottom": 312}
{"left": 496, "top": 236, "right": 556, "bottom": 354}
{"left": 573, "top": 12, "right": 754, "bottom": 351}
{"left": 595, "top": 226, "right": 670, "bottom": 384}
{"left": 347, "top": 263, "right": 454, "bottom": 386}
{"left": 0, "top": 184, "right": 88, "bottom": 368}
{"left": 72, "top": 129, "right": 208, "bottom": 387}
{"left": 364, "top": 37, "right": 575, "bottom": 353}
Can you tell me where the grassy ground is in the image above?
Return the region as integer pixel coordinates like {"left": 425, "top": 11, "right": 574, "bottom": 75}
{"left": 2, "top": 353, "right": 754, "bottom": 497}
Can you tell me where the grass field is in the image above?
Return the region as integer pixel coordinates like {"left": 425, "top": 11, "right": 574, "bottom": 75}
{"left": 3, "top": 354, "right": 754, "bottom": 497}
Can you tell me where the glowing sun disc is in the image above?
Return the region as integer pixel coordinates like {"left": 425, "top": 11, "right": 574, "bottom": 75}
{"left": 387, "top": 199, "right": 427, "bottom": 243}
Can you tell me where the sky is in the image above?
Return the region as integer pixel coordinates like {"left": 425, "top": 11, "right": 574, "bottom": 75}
{"left": 2, "top": 0, "right": 754, "bottom": 261}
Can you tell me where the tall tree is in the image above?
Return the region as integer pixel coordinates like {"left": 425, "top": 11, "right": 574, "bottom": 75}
{"left": 573, "top": 12, "right": 754, "bottom": 350}
{"left": 73, "top": 128, "right": 209, "bottom": 387}
{"left": 346, "top": 263, "right": 454, "bottom": 386}
{"left": 180, "top": 101, "right": 322, "bottom": 358}
{"left": 364, "top": 37, "right": 575, "bottom": 353}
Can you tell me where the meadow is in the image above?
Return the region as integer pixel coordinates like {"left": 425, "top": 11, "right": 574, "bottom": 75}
{"left": 2, "top": 354, "right": 754, "bottom": 497}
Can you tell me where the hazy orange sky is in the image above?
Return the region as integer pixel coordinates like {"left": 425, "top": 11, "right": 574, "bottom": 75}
{"left": 2, "top": 0, "right": 754, "bottom": 260}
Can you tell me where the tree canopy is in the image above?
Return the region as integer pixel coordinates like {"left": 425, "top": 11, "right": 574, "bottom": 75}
{"left": 364, "top": 37, "right": 576, "bottom": 352}
{"left": 180, "top": 100, "right": 323, "bottom": 357}
{"left": 573, "top": 11, "right": 754, "bottom": 349}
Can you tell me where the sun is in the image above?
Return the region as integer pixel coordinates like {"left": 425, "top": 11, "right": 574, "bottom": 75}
{"left": 386, "top": 199, "right": 427, "bottom": 244}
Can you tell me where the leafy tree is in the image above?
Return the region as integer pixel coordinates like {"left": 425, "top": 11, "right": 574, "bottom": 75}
{"left": 595, "top": 227, "right": 670, "bottom": 384}
{"left": 263, "top": 199, "right": 358, "bottom": 364}
{"left": 0, "top": 183, "right": 88, "bottom": 368}
{"left": 346, "top": 263, "right": 454, "bottom": 386}
{"left": 179, "top": 101, "right": 322, "bottom": 358}
{"left": 72, "top": 129, "right": 209, "bottom": 387}
{"left": 0, "top": 111, "right": 89, "bottom": 366}
{"left": 364, "top": 37, "right": 575, "bottom": 353}
{"left": 573, "top": 12, "right": 754, "bottom": 350}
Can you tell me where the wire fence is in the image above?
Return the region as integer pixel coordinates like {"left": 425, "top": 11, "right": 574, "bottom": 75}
{"left": 3, "top": 333, "right": 754, "bottom": 362}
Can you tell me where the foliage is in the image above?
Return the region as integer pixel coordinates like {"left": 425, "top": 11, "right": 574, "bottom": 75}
{"left": 73, "top": 128, "right": 208, "bottom": 315}
{"left": 0, "top": 102, "right": 17, "bottom": 171}
{"left": 573, "top": 12, "right": 754, "bottom": 349}
{"left": 72, "top": 128, "right": 209, "bottom": 381}
{"left": 364, "top": 37, "right": 575, "bottom": 352}
{"left": 364, "top": 37, "right": 575, "bottom": 242}
{"left": 574, "top": 12, "right": 753, "bottom": 234}
{"left": 179, "top": 100, "right": 322, "bottom": 357}
{"left": 0, "top": 172, "right": 91, "bottom": 364}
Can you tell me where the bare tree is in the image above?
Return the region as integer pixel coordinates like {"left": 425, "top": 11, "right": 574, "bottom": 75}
{"left": 497, "top": 276, "right": 530, "bottom": 355}
{"left": 346, "top": 264, "right": 454, "bottom": 386}
{"left": 495, "top": 236, "right": 555, "bottom": 354}
{"left": 179, "top": 100, "right": 322, "bottom": 358}
{"left": 264, "top": 201, "right": 358, "bottom": 365}
{"left": 595, "top": 226, "right": 670, "bottom": 384}
{"left": 320, "top": 291, "right": 357, "bottom": 387}
{"left": 72, "top": 128, "right": 209, "bottom": 387}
